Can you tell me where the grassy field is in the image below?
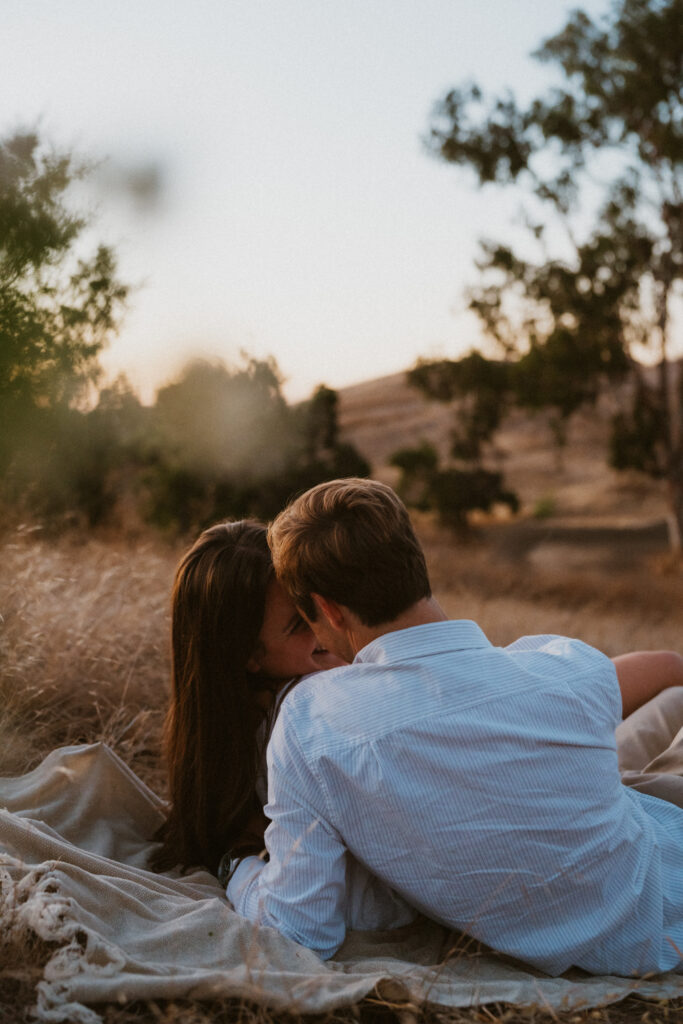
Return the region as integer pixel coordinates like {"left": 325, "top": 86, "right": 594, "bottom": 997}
{"left": 1, "top": 521, "right": 682, "bottom": 1023}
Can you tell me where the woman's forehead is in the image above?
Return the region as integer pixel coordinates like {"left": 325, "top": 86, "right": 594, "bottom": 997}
{"left": 260, "top": 580, "right": 299, "bottom": 640}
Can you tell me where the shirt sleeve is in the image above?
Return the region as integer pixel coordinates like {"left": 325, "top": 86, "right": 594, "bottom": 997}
{"left": 507, "top": 633, "right": 622, "bottom": 731}
{"left": 226, "top": 854, "right": 266, "bottom": 919}
{"left": 228, "top": 707, "right": 348, "bottom": 960}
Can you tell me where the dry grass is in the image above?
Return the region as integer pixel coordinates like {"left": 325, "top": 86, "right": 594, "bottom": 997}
{"left": 418, "top": 517, "right": 682, "bottom": 655}
{"left": 1, "top": 522, "right": 681, "bottom": 1023}
{"left": 0, "top": 528, "right": 175, "bottom": 788}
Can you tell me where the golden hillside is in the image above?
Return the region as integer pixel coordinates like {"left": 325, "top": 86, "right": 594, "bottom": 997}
{"left": 337, "top": 370, "right": 668, "bottom": 524}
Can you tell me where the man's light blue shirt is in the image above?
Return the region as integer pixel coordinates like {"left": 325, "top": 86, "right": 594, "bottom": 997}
{"left": 228, "top": 621, "right": 683, "bottom": 975}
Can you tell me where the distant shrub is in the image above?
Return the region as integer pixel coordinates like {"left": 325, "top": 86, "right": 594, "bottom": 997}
{"left": 2, "top": 356, "right": 370, "bottom": 535}
{"left": 533, "top": 494, "right": 557, "bottom": 520}
{"left": 141, "top": 358, "right": 369, "bottom": 534}
{"left": 390, "top": 440, "right": 518, "bottom": 528}
{"left": 428, "top": 467, "right": 519, "bottom": 527}
{"left": 390, "top": 441, "right": 439, "bottom": 511}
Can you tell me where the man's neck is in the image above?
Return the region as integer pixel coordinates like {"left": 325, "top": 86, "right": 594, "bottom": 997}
{"left": 347, "top": 597, "right": 447, "bottom": 656}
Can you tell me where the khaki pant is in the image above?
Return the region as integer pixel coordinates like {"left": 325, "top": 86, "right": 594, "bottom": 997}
{"left": 617, "top": 687, "right": 683, "bottom": 807}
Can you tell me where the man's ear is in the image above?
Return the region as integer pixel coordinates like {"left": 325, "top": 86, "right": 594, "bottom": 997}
{"left": 310, "top": 593, "right": 346, "bottom": 630}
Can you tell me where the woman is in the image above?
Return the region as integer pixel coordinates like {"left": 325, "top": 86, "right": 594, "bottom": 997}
{"left": 152, "top": 520, "right": 326, "bottom": 874}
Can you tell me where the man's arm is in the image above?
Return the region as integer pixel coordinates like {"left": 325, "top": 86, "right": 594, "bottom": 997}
{"left": 613, "top": 651, "right": 683, "bottom": 719}
{"left": 226, "top": 718, "right": 348, "bottom": 960}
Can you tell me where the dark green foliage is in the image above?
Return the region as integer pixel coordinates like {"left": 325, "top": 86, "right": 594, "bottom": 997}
{"left": 303, "top": 384, "right": 339, "bottom": 456}
{"left": 0, "top": 133, "right": 127, "bottom": 419}
{"left": 610, "top": 378, "right": 668, "bottom": 478}
{"left": 396, "top": 359, "right": 520, "bottom": 526}
{"left": 420, "top": 0, "right": 683, "bottom": 543}
{"left": 142, "top": 358, "right": 369, "bottom": 534}
{"left": 410, "top": 352, "right": 509, "bottom": 404}
{"left": 145, "top": 463, "right": 210, "bottom": 534}
{"left": 3, "top": 348, "right": 369, "bottom": 533}
{"left": 390, "top": 440, "right": 518, "bottom": 526}
{"left": 431, "top": 85, "right": 533, "bottom": 184}
{"left": 1, "top": 377, "right": 150, "bottom": 528}
{"left": 428, "top": 468, "right": 519, "bottom": 528}
{"left": 0, "top": 131, "right": 130, "bottom": 526}
{"left": 296, "top": 383, "right": 370, "bottom": 481}
{"left": 324, "top": 442, "right": 370, "bottom": 480}
{"left": 390, "top": 440, "right": 439, "bottom": 477}
{"left": 409, "top": 354, "right": 512, "bottom": 466}
{"left": 390, "top": 441, "right": 440, "bottom": 511}
{"left": 399, "top": 355, "right": 519, "bottom": 526}
{"left": 151, "top": 357, "right": 293, "bottom": 483}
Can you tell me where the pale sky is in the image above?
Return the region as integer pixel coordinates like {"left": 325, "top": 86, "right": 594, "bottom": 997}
{"left": 3, "top": 0, "right": 609, "bottom": 401}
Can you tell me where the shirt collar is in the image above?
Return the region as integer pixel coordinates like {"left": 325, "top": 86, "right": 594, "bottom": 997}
{"left": 354, "top": 620, "right": 492, "bottom": 665}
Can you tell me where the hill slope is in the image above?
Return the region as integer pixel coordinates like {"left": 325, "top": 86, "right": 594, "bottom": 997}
{"left": 337, "top": 370, "right": 668, "bottom": 523}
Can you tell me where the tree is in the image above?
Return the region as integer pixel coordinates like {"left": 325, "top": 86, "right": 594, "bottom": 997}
{"left": 416, "top": 0, "right": 682, "bottom": 545}
{"left": 0, "top": 131, "right": 128, "bottom": 491}
{"left": 298, "top": 383, "right": 370, "bottom": 482}
{"left": 145, "top": 358, "right": 369, "bottom": 532}
{"left": 390, "top": 437, "right": 518, "bottom": 528}
{"left": 303, "top": 384, "right": 339, "bottom": 458}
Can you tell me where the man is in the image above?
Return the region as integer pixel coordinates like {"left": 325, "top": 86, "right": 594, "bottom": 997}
{"left": 227, "top": 478, "right": 683, "bottom": 976}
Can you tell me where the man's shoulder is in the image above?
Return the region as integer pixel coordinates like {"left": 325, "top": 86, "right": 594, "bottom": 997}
{"left": 281, "top": 662, "right": 371, "bottom": 715}
{"left": 272, "top": 624, "right": 618, "bottom": 755}
{"left": 274, "top": 660, "right": 409, "bottom": 752}
{"left": 268, "top": 664, "right": 369, "bottom": 768}
{"left": 505, "top": 632, "right": 617, "bottom": 685}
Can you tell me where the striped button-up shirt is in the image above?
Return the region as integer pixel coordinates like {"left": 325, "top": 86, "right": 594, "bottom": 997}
{"left": 228, "top": 621, "right": 683, "bottom": 975}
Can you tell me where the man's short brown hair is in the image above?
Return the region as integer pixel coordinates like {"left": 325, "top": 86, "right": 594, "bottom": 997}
{"left": 268, "top": 477, "right": 431, "bottom": 627}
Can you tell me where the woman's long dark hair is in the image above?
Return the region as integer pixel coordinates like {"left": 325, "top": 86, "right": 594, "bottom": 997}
{"left": 152, "top": 520, "right": 274, "bottom": 874}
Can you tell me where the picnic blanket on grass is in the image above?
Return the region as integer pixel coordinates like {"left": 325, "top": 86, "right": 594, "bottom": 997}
{"left": 3, "top": 734, "right": 683, "bottom": 1023}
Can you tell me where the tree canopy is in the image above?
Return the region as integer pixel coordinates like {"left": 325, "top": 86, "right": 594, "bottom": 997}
{"left": 406, "top": 0, "right": 682, "bottom": 542}
{"left": 0, "top": 131, "right": 128, "bottom": 492}
{"left": 0, "top": 133, "right": 128, "bottom": 413}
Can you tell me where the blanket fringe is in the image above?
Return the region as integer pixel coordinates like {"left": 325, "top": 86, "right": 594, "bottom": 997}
{"left": 1, "top": 854, "right": 103, "bottom": 1024}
